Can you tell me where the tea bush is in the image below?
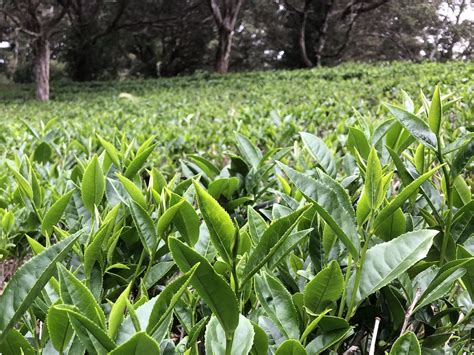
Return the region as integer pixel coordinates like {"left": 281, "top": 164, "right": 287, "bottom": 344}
{"left": 0, "top": 62, "right": 473, "bottom": 354}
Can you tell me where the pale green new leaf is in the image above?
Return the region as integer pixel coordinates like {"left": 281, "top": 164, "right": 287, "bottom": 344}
{"left": 81, "top": 155, "right": 105, "bottom": 212}
{"left": 110, "top": 331, "right": 160, "bottom": 355}
{"left": 193, "top": 180, "right": 235, "bottom": 265}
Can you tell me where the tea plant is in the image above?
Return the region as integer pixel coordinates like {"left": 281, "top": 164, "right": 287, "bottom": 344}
{"left": 0, "top": 84, "right": 472, "bottom": 354}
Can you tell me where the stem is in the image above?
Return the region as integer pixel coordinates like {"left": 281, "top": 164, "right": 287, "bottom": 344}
{"left": 225, "top": 333, "right": 234, "bottom": 355}
{"left": 437, "top": 141, "right": 453, "bottom": 266}
{"left": 400, "top": 287, "right": 422, "bottom": 336}
{"left": 338, "top": 253, "right": 352, "bottom": 318}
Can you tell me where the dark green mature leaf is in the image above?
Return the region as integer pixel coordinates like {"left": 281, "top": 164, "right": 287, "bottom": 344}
{"left": 375, "top": 208, "right": 406, "bottom": 241}
{"left": 205, "top": 315, "right": 255, "bottom": 355}
{"left": 42, "top": 189, "right": 75, "bottom": 236}
{"left": 250, "top": 321, "right": 268, "bottom": 355}
{"left": 193, "top": 180, "right": 235, "bottom": 265}
{"left": 277, "top": 163, "right": 359, "bottom": 260}
{"left": 0, "top": 329, "right": 35, "bottom": 355}
{"left": 374, "top": 166, "right": 441, "bottom": 229}
{"left": 169, "top": 237, "right": 239, "bottom": 337}
{"left": 389, "top": 332, "right": 420, "bottom": 355}
{"left": 300, "top": 132, "right": 337, "bottom": 177}
{"left": 0, "top": 231, "right": 81, "bottom": 342}
{"left": 54, "top": 304, "right": 116, "bottom": 354}
{"left": 304, "top": 260, "right": 343, "bottom": 314}
{"left": 81, "top": 155, "right": 105, "bottom": 212}
{"left": 385, "top": 104, "right": 437, "bottom": 150}
{"left": 58, "top": 264, "right": 106, "bottom": 328}
{"left": 244, "top": 206, "right": 309, "bottom": 283}
{"left": 414, "top": 258, "right": 472, "bottom": 312}
{"left": 275, "top": 339, "right": 307, "bottom": 355}
{"left": 47, "top": 303, "right": 74, "bottom": 353}
{"left": 169, "top": 192, "right": 200, "bottom": 245}
{"left": 305, "top": 316, "right": 352, "bottom": 354}
{"left": 255, "top": 272, "right": 300, "bottom": 340}
{"left": 130, "top": 200, "right": 157, "bottom": 256}
{"left": 235, "top": 132, "right": 262, "bottom": 169}
{"left": 347, "top": 230, "right": 437, "bottom": 307}
{"left": 451, "top": 138, "right": 474, "bottom": 179}
{"left": 147, "top": 264, "right": 198, "bottom": 340}
{"left": 110, "top": 331, "right": 160, "bottom": 355}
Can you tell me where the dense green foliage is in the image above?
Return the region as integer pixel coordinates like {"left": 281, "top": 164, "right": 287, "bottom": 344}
{"left": 0, "top": 62, "right": 473, "bottom": 354}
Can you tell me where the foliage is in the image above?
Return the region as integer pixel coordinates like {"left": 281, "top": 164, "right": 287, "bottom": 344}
{"left": 0, "top": 67, "right": 473, "bottom": 353}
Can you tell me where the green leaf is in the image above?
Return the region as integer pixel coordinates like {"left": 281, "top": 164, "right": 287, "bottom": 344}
{"left": 42, "top": 189, "right": 75, "bottom": 236}
{"left": 147, "top": 264, "right": 198, "bottom": 340}
{"left": 0, "top": 231, "right": 81, "bottom": 342}
{"left": 428, "top": 86, "right": 442, "bottom": 135}
{"left": 305, "top": 316, "right": 352, "bottom": 353}
{"left": 110, "top": 331, "right": 160, "bottom": 355}
{"left": 255, "top": 272, "right": 300, "bottom": 340}
{"left": 365, "top": 147, "right": 383, "bottom": 209}
{"left": 186, "top": 317, "right": 209, "bottom": 350}
{"left": 414, "top": 258, "right": 472, "bottom": 312}
{"left": 451, "top": 138, "right": 473, "bottom": 179}
{"left": 169, "top": 192, "right": 200, "bottom": 245}
{"left": 81, "top": 155, "right": 105, "bottom": 212}
{"left": 193, "top": 180, "right": 235, "bottom": 265}
{"left": 109, "top": 284, "right": 132, "bottom": 340}
{"left": 157, "top": 199, "right": 185, "bottom": 238}
{"left": 276, "top": 339, "right": 307, "bottom": 355}
{"left": 375, "top": 207, "right": 406, "bottom": 241}
{"left": 8, "top": 165, "right": 33, "bottom": 202}
{"left": 58, "top": 264, "right": 106, "bottom": 329}
{"left": 235, "top": 132, "right": 262, "bottom": 169}
{"left": 374, "top": 166, "right": 441, "bottom": 230}
{"left": 347, "top": 127, "right": 370, "bottom": 160}
{"left": 54, "top": 304, "right": 116, "bottom": 354}
{"left": 47, "top": 303, "right": 74, "bottom": 353}
{"left": 124, "top": 144, "right": 155, "bottom": 179}
{"left": 97, "top": 135, "right": 121, "bottom": 169}
{"left": 250, "top": 321, "right": 268, "bottom": 355}
{"left": 205, "top": 315, "right": 254, "bottom": 355}
{"left": 0, "top": 329, "right": 35, "bottom": 355}
{"left": 389, "top": 332, "right": 421, "bottom": 355}
{"left": 300, "top": 132, "right": 337, "bottom": 177}
{"left": 243, "top": 206, "right": 309, "bottom": 283}
{"left": 277, "top": 162, "right": 359, "bottom": 260}
{"left": 130, "top": 200, "right": 157, "bottom": 257}
{"left": 117, "top": 174, "right": 147, "bottom": 208}
{"left": 384, "top": 103, "right": 437, "bottom": 150}
{"left": 169, "top": 237, "right": 239, "bottom": 337}
{"left": 347, "top": 229, "right": 437, "bottom": 307}
{"left": 304, "top": 260, "right": 343, "bottom": 314}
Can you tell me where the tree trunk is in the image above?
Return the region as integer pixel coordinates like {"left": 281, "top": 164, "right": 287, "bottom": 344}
{"left": 33, "top": 37, "right": 50, "bottom": 102}
{"left": 215, "top": 27, "right": 233, "bottom": 74}
{"left": 299, "top": 10, "right": 314, "bottom": 68}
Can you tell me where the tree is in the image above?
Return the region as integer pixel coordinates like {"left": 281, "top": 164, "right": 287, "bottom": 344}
{"left": 0, "top": 0, "right": 70, "bottom": 101}
{"left": 208, "top": 0, "right": 246, "bottom": 73}
{"left": 279, "top": 0, "right": 392, "bottom": 67}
